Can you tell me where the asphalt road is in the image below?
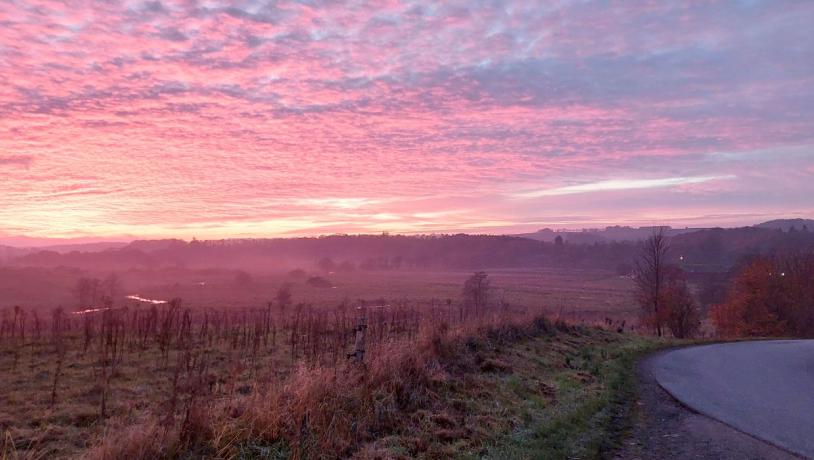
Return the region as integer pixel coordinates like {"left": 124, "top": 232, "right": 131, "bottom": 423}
{"left": 652, "top": 340, "right": 814, "bottom": 459}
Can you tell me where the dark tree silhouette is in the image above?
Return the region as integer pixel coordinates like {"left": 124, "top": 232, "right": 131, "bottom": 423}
{"left": 318, "top": 257, "right": 336, "bottom": 272}
{"left": 276, "top": 283, "right": 293, "bottom": 311}
{"left": 662, "top": 270, "right": 701, "bottom": 338}
{"left": 75, "top": 277, "right": 101, "bottom": 307}
{"left": 306, "top": 276, "right": 332, "bottom": 288}
{"left": 102, "top": 274, "right": 121, "bottom": 303}
{"left": 634, "top": 227, "right": 670, "bottom": 337}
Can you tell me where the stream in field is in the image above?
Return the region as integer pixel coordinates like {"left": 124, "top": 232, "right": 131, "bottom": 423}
{"left": 125, "top": 294, "right": 168, "bottom": 304}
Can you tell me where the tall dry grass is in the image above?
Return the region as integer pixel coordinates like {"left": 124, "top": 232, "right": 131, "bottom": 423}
{"left": 85, "top": 310, "right": 561, "bottom": 459}
{"left": 1, "top": 295, "right": 567, "bottom": 458}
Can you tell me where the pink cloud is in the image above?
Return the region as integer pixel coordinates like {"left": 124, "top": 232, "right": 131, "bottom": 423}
{"left": 0, "top": 0, "right": 812, "bottom": 238}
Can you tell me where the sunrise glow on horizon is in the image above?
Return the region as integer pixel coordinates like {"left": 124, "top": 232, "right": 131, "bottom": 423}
{"left": 1, "top": 1, "right": 813, "bottom": 241}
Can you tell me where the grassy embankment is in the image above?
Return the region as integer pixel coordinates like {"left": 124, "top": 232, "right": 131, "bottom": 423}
{"left": 81, "top": 318, "right": 663, "bottom": 459}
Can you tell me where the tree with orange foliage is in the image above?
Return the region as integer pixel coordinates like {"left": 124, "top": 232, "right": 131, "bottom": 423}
{"left": 710, "top": 257, "right": 788, "bottom": 337}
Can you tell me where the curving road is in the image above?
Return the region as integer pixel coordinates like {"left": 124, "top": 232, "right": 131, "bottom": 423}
{"left": 652, "top": 340, "right": 814, "bottom": 459}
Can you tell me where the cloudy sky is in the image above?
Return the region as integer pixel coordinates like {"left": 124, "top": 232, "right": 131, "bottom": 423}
{"left": 1, "top": 0, "right": 812, "bottom": 240}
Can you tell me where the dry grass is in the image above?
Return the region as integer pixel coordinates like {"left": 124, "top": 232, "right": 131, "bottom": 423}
{"left": 1, "top": 296, "right": 573, "bottom": 458}
{"left": 82, "top": 315, "right": 652, "bottom": 459}
{"left": 1, "top": 269, "right": 640, "bottom": 459}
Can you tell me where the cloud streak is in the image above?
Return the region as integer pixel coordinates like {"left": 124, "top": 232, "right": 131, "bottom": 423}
{"left": 0, "top": 155, "right": 34, "bottom": 167}
{"left": 513, "top": 176, "right": 735, "bottom": 198}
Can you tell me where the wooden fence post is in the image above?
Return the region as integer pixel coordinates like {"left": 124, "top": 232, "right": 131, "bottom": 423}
{"left": 349, "top": 305, "right": 367, "bottom": 363}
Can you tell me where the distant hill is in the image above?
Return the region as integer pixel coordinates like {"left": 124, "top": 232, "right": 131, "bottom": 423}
{"left": 755, "top": 219, "right": 814, "bottom": 232}
{"left": 0, "top": 236, "right": 130, "bottom": 249}
{"left": 4, "top": 218, "right": 814, "bottom": 274}
{"left": 516, "top": 228, "right": 606, "bottom": 244}
{"left": 124, "top": 239, "right": 188, "bottom": 253}
{"left": 517, "top": 226, "right": 701, "bottom": 243}
{"left": 670, "top": 226, "right": 814, "bottom": 271}
{"left": 5, "top": 226, "right": 813, "bottom": 274}
{"left": 7, "top": 234, "right": 632, "bottom": 271}
{"left": 0, "top": 245, "right": 32, "bottom": 263}
{"left": 37, "top": 241, "right": 129, "bottom": 253}
{"left": 0, "top": 242, "right": 128, "bottom": 264}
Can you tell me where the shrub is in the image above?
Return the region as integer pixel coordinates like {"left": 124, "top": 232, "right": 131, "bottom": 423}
{"left": 305, "top": 276, "right": 332, "bottom": 288}
{"left": 662, "top": 279, "right": 701, "bottom": 338}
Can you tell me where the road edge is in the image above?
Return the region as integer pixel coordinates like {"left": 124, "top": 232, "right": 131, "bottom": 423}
{"left": 647, "top": 346, "right": 807, "bottom": 460}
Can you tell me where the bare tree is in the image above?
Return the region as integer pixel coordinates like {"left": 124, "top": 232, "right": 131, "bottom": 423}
{"left": 276, "top": 283, "right": 293, "bottom": 312}
{"left": 634, "top": 227, "right": 670, "bottom": 336}
{"left": 75, "top": 277, "right": 101, "bottom": 307}
{"left": 463, "top": 271, "right": 490, "bottom": 317}
{"left": 102, "top": 274, "right": 122, "bottom": 304}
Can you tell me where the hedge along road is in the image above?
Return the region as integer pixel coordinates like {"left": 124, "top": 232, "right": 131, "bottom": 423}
{"left": 652, "top": 340, "right": 814, "bottom": 459}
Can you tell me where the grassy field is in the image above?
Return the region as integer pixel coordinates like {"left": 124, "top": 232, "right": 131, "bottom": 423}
{"left": 0, "top": 332, "right": 293, "bottom": 457}
{"left": 0, "top": 306, "right": 659, "bottom": 459}
{"left": 124, "top": 268, "right": 637, "bottom": 320}
{"left": 0, "top": 267, "right": 643, "bottom": 459}
{"left": 0, "top": 267, "right": 634, "bottom": 313}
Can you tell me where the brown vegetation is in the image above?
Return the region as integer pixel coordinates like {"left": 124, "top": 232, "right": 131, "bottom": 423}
{"left": 84, "top": 313, "right": 643, "bottom": 460}
{"left": 2, "top": 271, "right": 597, "bottom": 458}
{"left": 710, "top": 254, "right": 814, "bottom": 337}
{"left": 634, "top": 229, "right": 701, "bottom": 339}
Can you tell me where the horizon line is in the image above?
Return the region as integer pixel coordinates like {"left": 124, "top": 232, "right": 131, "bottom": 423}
{"left": 2, "top": 217, "right": 811, "bottom": 248}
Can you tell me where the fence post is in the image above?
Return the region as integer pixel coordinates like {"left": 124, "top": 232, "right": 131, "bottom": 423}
{"left": 349, "top": 305, "right": 367, "bottom": 363}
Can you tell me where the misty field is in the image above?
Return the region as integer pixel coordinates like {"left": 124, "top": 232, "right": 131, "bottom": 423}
{"left": 0, "top": 267, "right": 641, "bottom": 459}
{"left": 0, "top": 267, "right": 636, "bottom": 319}
{"left": 110, "top": 268, "right": 637, "bottom": 321}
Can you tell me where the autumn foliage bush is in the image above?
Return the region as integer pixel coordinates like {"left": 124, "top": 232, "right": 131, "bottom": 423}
{"left": 710, "top": 254, "right": 814, "bottom": 337}
{"left": 637, "top": 270, "right": 701, "bottom": 339}
{"left": 662, "top": 275, "right": 702, "bottom": 339}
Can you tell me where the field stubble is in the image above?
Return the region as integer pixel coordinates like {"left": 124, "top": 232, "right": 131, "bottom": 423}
{"left": 0, "top": 268, "right": 639, "bottom": 459}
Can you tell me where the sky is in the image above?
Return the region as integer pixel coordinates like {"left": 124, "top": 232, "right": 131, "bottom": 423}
{"left": 1, "top": 0, "right": 813, "bottom": 241}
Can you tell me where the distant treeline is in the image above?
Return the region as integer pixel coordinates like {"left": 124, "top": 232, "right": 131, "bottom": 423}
{"left": 4, "top": 226, "right": 814, "bottom": 273}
